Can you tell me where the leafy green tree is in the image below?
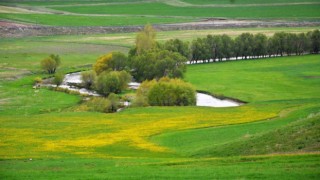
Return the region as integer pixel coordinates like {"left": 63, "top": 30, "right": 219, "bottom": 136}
{"left": 234, "top": 35, "right": 243, "bottom": 60}
{"left": 191, "top": 38, "right": 210, "bottom": 63}
{"left": 118, "top": 70, "right": 132, "bottom": 90}
{"left": 238, "top": 33, "right": 254, "bottom": 59}
{"left": 220, "top": 34, "right": 234, "bottom": 60}
{"left": 206, "top": 35, "right": 222, "bottom": 62}
{"left": 95, "top": 71, "right": 121, "bottom": 96}
{"left": 253, "top": 33, "right": 268, "bottom": 58}
{"left": 93, "top": 52, "right": 128, "bottom": 75}
{"left": 284, "top": 33, "right": 296, "bottom": 56}
{"left": 111, "top": 52, "right": 128, "bottom": 71}
{"left": 271, "top": 32, "right": 287, "bottom": 56}
{"left": 164, "top": 39, "right": 191, "bottom": 59}
{"left": 40, "top": 54, "right": 61, "bottom": 74}
{"left": 267, "top": 36, "right": 277, "bottom": 57}
{"left": 93, "top": 53, "right": 113, "bottom": 75}
{"left": 136, "top": 24, "right": 156, "bottom": 55}
{"left": 295, "top": 33, "right": 309, "bottom": 55}
{"left": 309, "top": 29, "right": 320, "bottom": 54}
{"left": 95, "top": 71, "right": 131, "bottom": 96}
{"left": 81, "top": 71, "right": 96, "bottom": 89}
{"left": 130, "top": 49, "right": 187, "bottom": 82}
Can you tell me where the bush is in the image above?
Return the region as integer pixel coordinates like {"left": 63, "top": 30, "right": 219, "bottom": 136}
{"left": 131, "top": 95, "right": 149, "bottom": 107}
{"left": 95, "top": 71, "right": 131, "bottom": 96}
{"left": 108, "top": 93, "right": 120, "bottom": 112}
{"left": 78, "top": 94, "right": 120, "bottom": 113}
{"left": 53, "top": 73, "right": 64, "bottom": 86}
{"left": 136, "top": 78, "right": 196, "bottom": 106}
{"left": 82, "top": 97, "right": 112, "bottom": 113}
{"left": 118, "top": 70, "right": 132, "bottom": 90}
{"left": 95, "top": 71, "right": 120, "bottom": 96}
{"left": 81, "top": 71, "right": 96, "bottom": 89}
{"left": 34, "top": 77, "right": 42, "bottom": 85}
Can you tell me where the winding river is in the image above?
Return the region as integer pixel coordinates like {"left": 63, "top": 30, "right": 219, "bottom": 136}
{"left": 58, "top": 72, "right": 242, "bottom": 107}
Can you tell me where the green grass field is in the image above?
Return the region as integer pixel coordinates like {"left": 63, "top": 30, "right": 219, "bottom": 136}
{"left": 0, "top": 13, "right": 197, "bottom": 26}
{"left": 0, "top": 1, "right": 320, "bottom": 178}
{"left": 1, "top": 0, "right": 320, "bottom": 27}
{"left": 51, "top": 3, "right": 320, "bottom": 19}
{"left": 1, "top": 30, "right": 320, "bottom": 178}
{"left": 182, "top": 0, "right": 320, "bottom": 5}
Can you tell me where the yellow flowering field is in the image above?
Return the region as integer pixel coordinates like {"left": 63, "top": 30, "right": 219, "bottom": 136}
{"left": 0, "top": 104, "right": 279, "bottom": 159}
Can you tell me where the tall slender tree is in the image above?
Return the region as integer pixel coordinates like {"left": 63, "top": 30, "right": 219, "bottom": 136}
{"left": 135, "top": 24, "right": 156, "bottom": 55}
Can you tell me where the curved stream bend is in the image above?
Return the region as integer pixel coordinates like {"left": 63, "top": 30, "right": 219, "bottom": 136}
{"left": 57, "top": 72, "right": 242, "bottom": 108}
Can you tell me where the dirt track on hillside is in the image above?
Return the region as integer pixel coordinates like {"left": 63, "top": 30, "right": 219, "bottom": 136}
{"left": 1, "top": 19, "right": 320, "bottom": 38}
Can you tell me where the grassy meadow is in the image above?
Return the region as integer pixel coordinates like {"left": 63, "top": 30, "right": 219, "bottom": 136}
{"left": 51, "top": 3, "right": 320, "bottom": 19}
{"left": 1, "top": 0, "right": 320, "bottom": 27}
{"left": 1, "top": 30, "right": 320, "bottom": 178}
{"left": 1, "top": 0, "right": 320, "bottom": 179}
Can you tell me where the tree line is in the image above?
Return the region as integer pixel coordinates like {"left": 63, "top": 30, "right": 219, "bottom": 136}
{"left": 189, "top": 30, "right": 320, "bottom": 63}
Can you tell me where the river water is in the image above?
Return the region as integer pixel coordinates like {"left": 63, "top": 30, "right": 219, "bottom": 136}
{"left": 59, "top": 72, "right": 242, "bottom": 107}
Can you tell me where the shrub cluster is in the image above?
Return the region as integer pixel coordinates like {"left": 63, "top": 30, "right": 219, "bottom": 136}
{"left": 80, "top": 93, "right": 120, "bottom": 113}
{"left": 95, "top": 70, "right": 131, "bottom": 96}
{"left": 133, "top": 78, "right": 196, "bottom": 107}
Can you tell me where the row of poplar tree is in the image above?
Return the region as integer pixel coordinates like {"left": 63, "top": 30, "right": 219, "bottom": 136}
{"left": 189, "top": 30, "right": 320, "bottom": 62}
{"left": 159, "top": 30, "right": 320, "bottom": 64}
